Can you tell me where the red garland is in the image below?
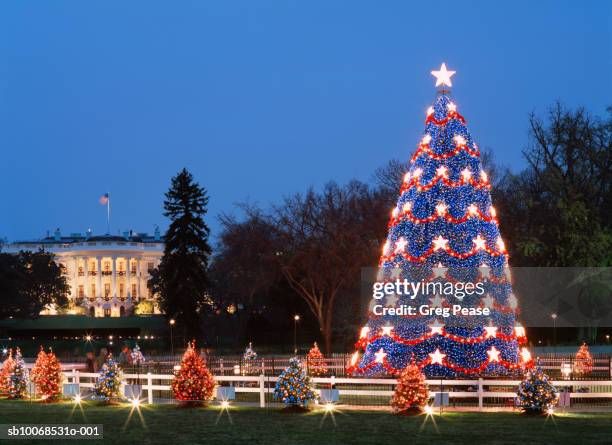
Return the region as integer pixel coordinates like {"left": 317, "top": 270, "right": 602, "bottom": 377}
{"left": 379, "top": 241, "right": 505, "bottom": 265}
{"left": 355, "top": 329, "right": 527, "bottom": 350}
{"left": 425, "top": 110, "right": 466, "bottom": 126}
{"left": 350, "top": 354, "right": 530, "bottom": 376}
{"left": 399, "top": 175, "right": 491, "bottom": 194}
{"left": 388, "top": 205, "right": 497, "bottom": 228}
{"left": 411, "top": 142, "right": 480, "bottom": 163}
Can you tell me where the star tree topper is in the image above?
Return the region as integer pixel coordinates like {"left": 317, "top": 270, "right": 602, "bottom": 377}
{"left": 431, "top": 63, "right": 456, "bottom": 87}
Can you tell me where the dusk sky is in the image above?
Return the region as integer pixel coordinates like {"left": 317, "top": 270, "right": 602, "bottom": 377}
{"left": 1, "top": 1, "right": 610, "bottom": 243}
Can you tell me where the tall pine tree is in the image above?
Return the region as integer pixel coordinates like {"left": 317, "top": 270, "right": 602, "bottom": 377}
{"left": 149, "top": 168, "right": 212, "bottom": 340}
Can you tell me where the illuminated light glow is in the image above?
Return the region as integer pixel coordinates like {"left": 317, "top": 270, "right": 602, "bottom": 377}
{"left": 453, "top": 134, "right": 466, "bottom": 146}
{"left": 382, "top": 241, "right": 390, "bottom": 255}
{"left": 497, "top": 237, "right": 506, "bottom": 252}
{"left": 481, "top": 294, "right": 495, "bottom": 309}
{"left": 432, "top": 262, "right": 447, "bottom": 278}
{"left": 487, "top": 346, "right": 501, "bottom": 363}
{"left": 421, "top": 134, "right": 432, "bottom": 145}
{"left": 402, "top": 202, "right": 412, "bottom": 212}
{"left": 380, "top": 326, "right": 394, "bottom": 336}
{"left": 350, "top": 351, "right": 360, "bottom": 366}
{"left": 432, "top": 235, "right": 449, "bottom": 251}
{"left": 391, "top": 207, "right": 399, "bottom": 218}
{"left": 413, "top": 168, "right": 423, "bottom": 178}
{"left": 403, "top": 172, "right": 411, "bottom": 183}
{"left": 426, "top": 106, "right": 434, "bottom": 116}
{"left": 429, "top": 348, "right": 446, "bottom": 365}
{"left": 547, "top": 407, "right": 554, "bottom": 416}
{"left": 424, "top": 405, "right": 434, "bottom": 415}
{"left": 374, "top": 348, "right": 387, "bottom": 364}
{"left": 359, "top": 326, "right": 370, "bottom": 339}
{"left": 436, "top": 166, "right": 448, "bottom": 177}
{"left": 521, "top": 348, "right": 531, "bottom": 363}
{"left": 394, "top": 237, "right": 408, "bottom": 254}
{"left": 490, "top": 206, "right": 497, "bottom": 218}
{"left": 467, "top": 204, "right": 478, "bottom": 216}
{"left": 435, "top": 202, "right": 448, "bottom": 216}
{"left": 324, "top": 402, "right": 335, "bottom": 412}
{"left": 520, "top": 348, "right": 532, "bottom": 363}
{"left": 130, "top": 398, "right": 141, "bottom": 407}
{"left": 430, "top": 63, "right": 456, "bottom": 87}
{"left": 515, "top": 325, "right": 526, "bottom": 338}
{"left": 472, "top": 235, "right": 487, "bottom": 250}
{"left": 429, "top": 321, "right": 444, "bottom": 335}
{"left": 461, "top": 168, "right": 472, "bottom": 181}
{"left": 481, "top": 171, "right": 489, "bottom": 182}
{"left": 73, "top": 394, "right": 82, "bottom": 404}
{"left": 484, "top": 326, "right": 498, "bottom": 338}
{"left": 221, "top": 400, "right": 230, "bottom": 408}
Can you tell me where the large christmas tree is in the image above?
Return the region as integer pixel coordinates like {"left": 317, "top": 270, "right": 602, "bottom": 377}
{"left": 350, "top": 64, "right": 531, "bottom": 377}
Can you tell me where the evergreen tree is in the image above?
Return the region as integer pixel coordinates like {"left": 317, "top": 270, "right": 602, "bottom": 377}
{"left": 242, "top": 342, "right": 258, "bottom": 375}
{"left": 149, "top": 169, "right": 212, "bottom": 339}
{"left": 8, "top": 348, "right": 28, "bottom": 399}
{"left": 172, "top": 340, "right": 215, "bottom": 405}
{"left": 274, "top": 357, "right": 317, "bottom": 408}
{"left": 306, "top": 342, "right": 328, "bottom": 376}
{"left": 574, "top": 343, "right": 593, "bottom": 375}
{"left": 93, "top": 355, "right": 123, "bottom": 402}
{"left": 391, "top": 362, "right": 429, "bottom": 414}
{"left": 351, "top": 65, "right": 528, "bottom": 377}
{"left": 516, "top": 363, "right": 558, "bottom": 414}
{"left": 31, "top": 348, "right": 63, "bottom": 402}
{"left": 0, "top": 350, "right": 15, "bottom": 396}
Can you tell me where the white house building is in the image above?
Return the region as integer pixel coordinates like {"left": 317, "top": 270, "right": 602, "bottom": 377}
{"left": 5, "top": 228, "right": 164, "bottom": 317}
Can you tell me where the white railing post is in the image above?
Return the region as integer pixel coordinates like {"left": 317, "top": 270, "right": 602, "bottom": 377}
{"left": 220, "top": 358, "right": 224, "bottom": 376}
{"left": 477, "top": 378, "right": 483, "bottom": 411}
{"left": 259, "top": 374, "right": 265, "bottom": 408}
{"left": 74, "top": 370, "right": 80, "bottom": 386}
{"left": 147, "top": 372, "right": 153, "bottom": 404}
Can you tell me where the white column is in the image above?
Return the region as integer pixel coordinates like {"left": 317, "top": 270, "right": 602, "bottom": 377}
{"left": 126, "top": 257, "right": 132, "bottom": 300}
{"left": 112, "top": 256, "right": 117, "bottom": 300}
{"left": 97, "top": 258, "right": 102, "bottom": 300}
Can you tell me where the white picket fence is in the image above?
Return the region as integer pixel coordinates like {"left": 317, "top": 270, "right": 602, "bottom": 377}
{"left": 60, "top": 371, "right": 612, "bottom": 410}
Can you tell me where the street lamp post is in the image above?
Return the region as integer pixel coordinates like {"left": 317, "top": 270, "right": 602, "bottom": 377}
{"left": 293, "top": 315, "right": 300, "bottom": 354}
{"left": 551, "top": 313, "right": 557, "bottom": 354}
{"left": 169, "top": 319, "right": 176, "bottom": 357}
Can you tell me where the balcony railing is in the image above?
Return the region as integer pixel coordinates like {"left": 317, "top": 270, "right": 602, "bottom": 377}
{"left": 88, "top": 271, "right": 97, "bottom": 276}
{"left": 118, "top": 271, "right": 126, "bottom": 276}
{"left": 102, "top": 271, "right": 112, "bottom": 276}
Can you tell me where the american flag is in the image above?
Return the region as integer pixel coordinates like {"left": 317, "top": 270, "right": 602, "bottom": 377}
{"left": 99, "top": 193, "right": 109, "bottom": 205}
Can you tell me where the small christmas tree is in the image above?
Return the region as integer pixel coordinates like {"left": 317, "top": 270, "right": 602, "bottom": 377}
{"left": 131, "top": 344, "right": 146, "bottom": 366}
{"left": 93, "top": 355, "right": 123, "bottom": 402}
{"left": 30, "top": 348, "right": 47, "bottom": 389}
{"left": 274, "top": 357, "right": 317, "bottom": 408}
{"left": 0, "top": 350, "right": 15, "bottom": 396}
{"left": 574, "top": 343, "right": 593, "bottom": 375}
{"left": 172, "top": 341, "right": 216, "bottom": 405}
{"left": 306, "top": 342, "right": 328, "bottom": 376}
{"left": 8, "top": 348, "right": 28, "bottom": 399}
{"left": 391, "top": 362, "right": 429, "bottom": 414}
{"left": 516, "top": 363, "right": 558, "bottom": 414}
{"left": 242, "top": 342, "right": 258, "bottom": 375}
{"left": 31, "top": 348, "right": 63, "bottom": 402}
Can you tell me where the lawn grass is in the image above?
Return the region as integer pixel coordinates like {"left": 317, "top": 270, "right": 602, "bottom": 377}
{"left": 1, "top": 400, "right": 612, "bottom": 444}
